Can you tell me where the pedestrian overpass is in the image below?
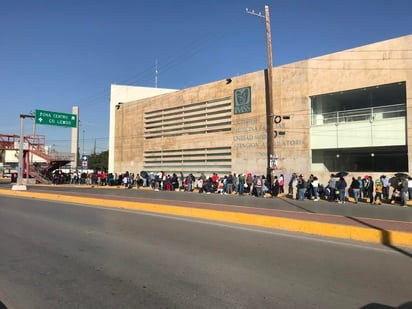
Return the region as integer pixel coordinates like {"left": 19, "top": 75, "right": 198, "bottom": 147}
{"left": 0, "top": 134, "right": 74, "bottom": 184}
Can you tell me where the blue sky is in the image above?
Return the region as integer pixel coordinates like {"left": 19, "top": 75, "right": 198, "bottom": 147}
{"left": 1, "top": 0, "right": 411, "bottom": 154}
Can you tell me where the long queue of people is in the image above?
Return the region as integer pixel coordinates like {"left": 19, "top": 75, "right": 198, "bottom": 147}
{"left": 292, "top": 173, "right": 411, "bottom": 207}
{"left": 135, "top": 171, "right": 284, "bottom": 197}
{"left": 51, "top": 169, "right": 411, "bottom": 206}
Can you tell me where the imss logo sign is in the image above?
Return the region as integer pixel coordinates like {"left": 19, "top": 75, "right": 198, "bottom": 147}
{"left": 234, "top": 87, "right": 251, "bottom": 114}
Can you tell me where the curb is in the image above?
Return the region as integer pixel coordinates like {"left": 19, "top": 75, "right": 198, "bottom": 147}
{"left": 1, "top": 188, "right": 411, "bottom": 248}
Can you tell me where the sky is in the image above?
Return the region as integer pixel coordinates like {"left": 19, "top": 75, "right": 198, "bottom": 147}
{"left": 1, "top": 0, "right": 411, "bottom": 154}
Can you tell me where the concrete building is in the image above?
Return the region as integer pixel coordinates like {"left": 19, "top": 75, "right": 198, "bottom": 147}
{"left": 109, "top": 35, "right": 412, "bottom": 183}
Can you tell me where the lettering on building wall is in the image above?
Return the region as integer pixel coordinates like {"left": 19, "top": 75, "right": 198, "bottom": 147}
{"left": 234, "top": 86, "right": 251, "bottom": 114}
{"left": 274, "top": 140, "right": 304, "bottom": 146}
{"left": 233, "top": 115, "right": 305, "bottom": 149}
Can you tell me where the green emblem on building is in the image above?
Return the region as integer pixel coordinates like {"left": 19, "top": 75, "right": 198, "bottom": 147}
{"left": 234, "top": 87, "right": 251, "bottom": 114}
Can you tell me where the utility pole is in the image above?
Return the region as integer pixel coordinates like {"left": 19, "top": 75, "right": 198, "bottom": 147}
{"left": 71, "top": 106, "right": 79, "bottom": 170}
{"left": 246, "top": 5, "right": 275, "bottom": 180}
{"left": 82, "top": 129, "right": 85, "bottom": 155}
{"left": 12, "top": 114, "right": 35, "bottom": 191}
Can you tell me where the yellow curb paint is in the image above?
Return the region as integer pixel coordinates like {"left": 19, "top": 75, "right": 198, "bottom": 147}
{"left": 1, "top": 189, "right": 411, "bottom": 247}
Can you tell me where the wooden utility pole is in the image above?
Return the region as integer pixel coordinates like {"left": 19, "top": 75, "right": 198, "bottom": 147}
{"left": 246, "top": 5, "right": 275, "bottom": 179}
{"left": 265, "top": 5, "right": 275, "bottom": 179}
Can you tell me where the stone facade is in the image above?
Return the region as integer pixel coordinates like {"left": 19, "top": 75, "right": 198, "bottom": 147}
{"left": 110, "top": 35, "right": 412, "bottom": 184}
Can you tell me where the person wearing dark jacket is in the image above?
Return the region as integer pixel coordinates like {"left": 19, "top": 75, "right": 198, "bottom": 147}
{"left": 400, "top": 178, "right": 408, "bottom": 206}
{"left": 336, "top": 177, "right": 347, "bottom": 204}
{"left": 350, "top": 177, "right": 361, "bottom": 204}
{"left": 364, "top": 176, "right": 374, "bottom": 204}
{"left": 296, "top": 175, "right": 306, "bottom": 200}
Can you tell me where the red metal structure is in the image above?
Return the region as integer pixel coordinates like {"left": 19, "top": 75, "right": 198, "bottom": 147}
{"left": 0, "top": 134, "right": 72, "bottom": 183}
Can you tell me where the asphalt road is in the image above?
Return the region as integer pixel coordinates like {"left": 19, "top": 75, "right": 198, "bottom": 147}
{"left": 0, "top": 195, "right": 411, "bottom": 309}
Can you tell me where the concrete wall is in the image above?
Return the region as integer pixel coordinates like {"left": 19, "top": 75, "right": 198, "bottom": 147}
{"left": 113, "top": 72, "right": 268, "bottom": 175}
{"left": 109, "top": 84, "right": 177, "bottom": 173}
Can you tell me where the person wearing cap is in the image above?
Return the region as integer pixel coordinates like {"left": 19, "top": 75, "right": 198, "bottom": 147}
{"left": 374, "top": 179, "right": 383, "bottom": 204}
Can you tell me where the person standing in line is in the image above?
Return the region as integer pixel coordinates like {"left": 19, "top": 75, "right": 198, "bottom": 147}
{"left": 381, "top": 175, "right": 390, "bottom": 200}
{"left": 227, "top": 174, "right": 233, "bottom": 194}
{"left": 253, "top": 175, "right": 263, "bottom": 197}
{"left": 358, "top": 176, "right": 364, "bottom": 198}
{"left": 365, "top": 176, "right": 374, "bottom": 204}
{"left": 172, "top": 173, "right": 178, "bottom": 191}
{"left": 362, "top": 176, "right": 370, "bottom": 199}
{"left": 179, "top": 172, "right": 184, "bottom": 189}
{"left": 336, "top": 177, "right": 347, "bottom": 204}
{"left": 312, "top": 176, "right": 319, "bottom": 201}
{"left": 246, "top": 173, "right": 253, "bottom": 194}
{"left": 306, "top": 174, "right": 314, "bottom": 200}
{"left": 272, "top": 175, "right": 279, "bottom": 197}
{"left": 328, "top": 174, "right": 337, "bottom": 202}
{"left": 238, "top": 173, "right": 245, "bottom": 195}
{"left": 261, "top": 175, "right": 268, "bottom": 196}
{"left": 350, "top": 177, "right": 361, "bottom": 204}
{"left": 135, "top": 173, "right": 140, "bottom": 189}
{"left": 123, "top": 174, "right": 129, "bottom": 188}
{"left": 288, "top": 173, "right": 297, "bottom": 196}
{"left": 197, "top": 177, "right": 204, "bottom": 193}
{"left": 374, "top": 179, "right": 383, "bottom": 204}
{"left": 400, "top": 177, "right": 408, "bottom": 207}
{"left": 188, "top": 173, "right": 195, "bottom": 192}
{"left": 407, "top": 176, "right": 412, "bottom": 200}
{"left": 233, "top": 173, "right": 238, "bottom": 194}
{"left": 296, "top": 175, "right": 306, "bottom": 201}
{"left": 278, "top": 174, "right": 285, "bottom": 194}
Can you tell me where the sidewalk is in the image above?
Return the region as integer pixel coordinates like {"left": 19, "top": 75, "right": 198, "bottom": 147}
{"left": 0, "top": 184, "right": 411, "bottom": 249}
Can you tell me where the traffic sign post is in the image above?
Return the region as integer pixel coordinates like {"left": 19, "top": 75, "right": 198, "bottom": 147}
{"left": 82, "top": 155, "right": 88, "bottom": 170}
{"left": 35, "top": 109, "right": 77, "bottom": 128}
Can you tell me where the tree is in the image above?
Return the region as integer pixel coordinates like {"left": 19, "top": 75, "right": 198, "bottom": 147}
{"left": 87, "top": 150, "right": 108, "bottom": 171}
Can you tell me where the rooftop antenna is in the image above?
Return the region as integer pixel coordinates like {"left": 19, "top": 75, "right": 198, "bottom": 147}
{"left": 155, "top": 59, "right": 158, "bottom": 88}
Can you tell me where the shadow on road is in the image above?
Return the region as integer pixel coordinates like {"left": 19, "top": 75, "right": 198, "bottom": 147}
{"left": 278, "top": 197, "right": 316, "bottom": 213}
{"left": 359, "top": 301, "right": 412, "bottom": 308}
{"left": 346, "top": 216, "right": 412, "bottom": 258}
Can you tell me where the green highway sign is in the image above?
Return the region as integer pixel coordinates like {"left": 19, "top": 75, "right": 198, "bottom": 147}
{"left": 35, "top": 109, "right": 77, "bottom": 128}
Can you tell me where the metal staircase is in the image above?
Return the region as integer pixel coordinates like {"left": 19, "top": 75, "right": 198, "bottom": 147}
{"left": 0, "top": 134, "right": 74, "bottom": 184}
